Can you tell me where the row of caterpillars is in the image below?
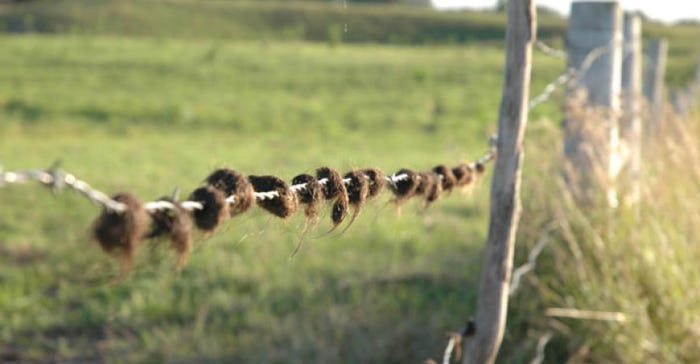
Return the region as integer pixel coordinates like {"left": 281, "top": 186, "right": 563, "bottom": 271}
{"left": 93, "top": 162, "right": 487, "bottom": 276}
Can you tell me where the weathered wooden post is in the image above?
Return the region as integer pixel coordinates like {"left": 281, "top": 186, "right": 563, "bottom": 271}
{"left": 462, "top": 0, "right": 534, "bottom": 363}
{"left": 620, "top": 12, "right": 642, "bottom": 204}
{"left": 564, "top": 0, "right": 623, "bottom": 206}
{"left": 643, "top": 38, "right": 668, "bottom": 132}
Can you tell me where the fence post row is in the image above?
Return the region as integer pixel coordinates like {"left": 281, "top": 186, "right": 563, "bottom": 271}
{"left": 462, "top": 0, "right": 534, "bottom": 363}
{"left": 564, "top": 0, "right": 623, "bottom": 206}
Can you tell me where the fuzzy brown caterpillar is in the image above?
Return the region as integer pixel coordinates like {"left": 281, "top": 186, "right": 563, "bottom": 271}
{"left": 361, "top": 167, "right": 386, "bottom": 199}
{"left": 452, "top": 163, "right": 474, "bottom": 187}
{"left": 316, "top": 167, "right": 349, "bottom": 229}
{"left": 188, "top": 186, "right": 229, "bottom": 231}
{"left": 205, "top": 168, "right": 255, "bottom": 216}
{"left": 432, "top": 164, "right": 457, "bottom": 193}
{"left": 292, "top": 173, "right": 323, "bottom": 221}
{"left": 391, "top": 168, "right": 420, "bottom": 205}
{"left": 92, "top": 193, "right": 150, "bottom": 276}
{"left": 415, "top": 171, "right": 442, "bottom": 207}
{"left": 146, "top": 197, "right": 193, "bottom": 269}
{"left": 343, "top": 169, "right": 369, "bottom": 231}
{"left": 248, "top": 175, "right": 298, "bottom": 218}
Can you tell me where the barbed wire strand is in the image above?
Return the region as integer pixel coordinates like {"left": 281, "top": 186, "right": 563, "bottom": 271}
{"left": 528, "top": 69, "right": 576, "bottom": 111}
{"left": 576, "top": 40, "right": 618, "bottom": 82}
{"left": 530, "top": 332, "right": 553, "bottom": 364}
{"left": 0, "top": 145, "right": 496, "bottom": 214}
{"left": 435, "top": 321, "right": 474, "bottom": 364}
{"left": 535, "top": 40, "right": 566, "bottom": 59}
{"left": 528, "top": 40, "right": 618, "bottom": 112}
{"left": 0, "top": 167, "right": 129, "bottom": 213}
{"left": 442, "top": 334, "right": 457, "bottom": 364}
{"left": 509, "top": 223, "right": 555, "bottom": 296}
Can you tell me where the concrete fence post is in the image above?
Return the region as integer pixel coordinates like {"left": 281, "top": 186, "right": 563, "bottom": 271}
{"left": 564, "top": 0, "right": 623, "bottom": 206}
{"left": 643, "top": 38, "right": 668, "bottom": 133}
{"left": 620, "top": 12, "right": 642, "bottom": 204}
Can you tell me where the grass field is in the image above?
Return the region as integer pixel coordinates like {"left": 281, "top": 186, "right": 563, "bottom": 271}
{"left": 1, "top": 1, "right": 699, "bottom": 363}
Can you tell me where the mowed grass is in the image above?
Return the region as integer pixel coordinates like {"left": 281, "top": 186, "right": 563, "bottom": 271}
{"left": 0, "top": 35, "right": 564, "bottom": 362}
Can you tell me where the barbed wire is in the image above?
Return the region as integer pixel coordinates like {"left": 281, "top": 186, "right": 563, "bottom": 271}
{"left": 576, "top": 40, "right": 617, "bottom": 81}
{"left": 528, "top": 40, "right": 618, "bottom": 112}
{"left": 0, "top": 147, "right": 496, "bottom": 214}
{"left": 530, "top": 332, "right": 553, "bottom": 364}
{"left": 441, "top": 334, "right": 458, "bottom": 364}
{"left": 509, "top": 223, "right": 554, "bottom": 296}
{"left": 0, "top": 165, "right": 129, "bottom": 212}
{"left": 0, "top": 143, "right": 496, "bottom": 274}
{"left": 535, "top": 40, "right": 566, "bottom": 59}
{"left": 529, "top": 69, "right": 576, "bottom": 111}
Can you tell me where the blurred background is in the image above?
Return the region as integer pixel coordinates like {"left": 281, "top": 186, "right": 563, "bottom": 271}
{"left": 0, "top": 1, "right": 698, "bottom": 363}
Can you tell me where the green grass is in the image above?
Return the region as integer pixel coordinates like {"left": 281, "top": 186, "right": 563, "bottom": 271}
{"left": 0, "top": 34, "right": 569, "bottom": 362}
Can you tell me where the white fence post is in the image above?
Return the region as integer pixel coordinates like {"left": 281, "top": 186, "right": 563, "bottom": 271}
{"left": 620, "top": 12, "right": 642, "bottom": 204}
{"left": 564, "top": 0, "right": 623, "bottom": 206}
{"left": 643, "top": 38, "right": 668, "bottom": 133}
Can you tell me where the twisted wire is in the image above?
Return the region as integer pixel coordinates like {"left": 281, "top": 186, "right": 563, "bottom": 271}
{"left": 1, "top": 146, "right": 496, "bottom": 214}
{"left": 509, "top": 224, "right": 553, "bottom": 296}
{"left": 535, "top": 40, "right": 566, "bottom": 59}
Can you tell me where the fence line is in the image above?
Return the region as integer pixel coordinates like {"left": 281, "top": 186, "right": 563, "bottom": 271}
{"left": 429, "top": 39, "right": 619, "bottom": 363}
{"left": 436, "top": 31, "right": 635, "bottom": 363}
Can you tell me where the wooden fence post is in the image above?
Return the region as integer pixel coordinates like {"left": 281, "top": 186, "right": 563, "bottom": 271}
{"left": 621, "top": 12, "right": 642, "bottom": 204}
{"left": 462, "top": 1, "right": 534, "bottom": 363}
{"left": 644, "top": 38, "right": 668, "bottom": 132}
{"left": 564, "top": 0, "right": 623, "bottom": 206}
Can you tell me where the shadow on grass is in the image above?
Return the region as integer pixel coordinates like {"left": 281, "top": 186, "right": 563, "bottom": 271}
{"left": 3, "top": 266, "right": 481, "bottom": 363}
{"left": 4, "top": 99, "right": 45, "bottom": 122}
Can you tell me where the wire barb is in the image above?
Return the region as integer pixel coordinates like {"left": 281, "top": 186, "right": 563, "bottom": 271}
{"left": 528, "top": 69, "right": 576, "bottom": 111}
{"left": 530, "top": 332, "right": 553, "bottom": 364}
